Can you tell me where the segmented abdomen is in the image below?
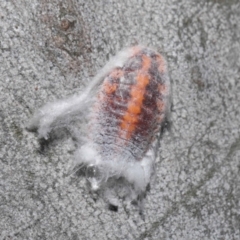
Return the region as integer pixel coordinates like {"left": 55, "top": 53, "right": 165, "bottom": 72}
{"left": 91, "top": 47, "right": 170, "bottom": 162}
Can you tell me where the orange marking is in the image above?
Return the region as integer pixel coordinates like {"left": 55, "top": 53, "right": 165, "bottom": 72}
{"left": 131, "top": 86, "right": 144, "bottom": 102}
{"left": 120, "top": 54, "right": 151, "bottom": 139}
{"left": 156, "top": 54, "right": 166, "bottom": 74}
{"left": 121, "top": 121, "right": 135, "bottom": 131}
{"left": 120, "top": 122, "right": 135, "bottom": 139}
{"left": 142, "top": 54, "right": 151, "bottom": 71}
{"left": 110, "top": 69, "right": 124, "bottom": 79}
{"left": 128, "top": 102, "right": 141, "bottom": 114}
{"left": 136, "top": 74, "right": 149, "bottom": 89}
{"left": 123, "top": 112, "right": 138, "bottom": 123}
{"left": 104, "top": 81, "right": 117, "bottom": 94}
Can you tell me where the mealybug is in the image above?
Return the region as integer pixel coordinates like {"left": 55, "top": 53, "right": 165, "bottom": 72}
{"left": 27, "top": 46, "right": 171, "bottom": 214}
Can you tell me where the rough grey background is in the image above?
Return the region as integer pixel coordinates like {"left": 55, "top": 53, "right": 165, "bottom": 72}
{"left": 0, "top": 0, "right": 240, "bottom": 239}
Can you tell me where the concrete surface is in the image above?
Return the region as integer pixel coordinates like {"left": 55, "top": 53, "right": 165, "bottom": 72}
{"left": 0, "top": 0, "right": 240, "bottom": 239}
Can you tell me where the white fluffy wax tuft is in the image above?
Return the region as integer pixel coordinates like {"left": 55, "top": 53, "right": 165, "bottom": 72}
{"left": 74, "top": 141, "right": 156, "bottom": 204}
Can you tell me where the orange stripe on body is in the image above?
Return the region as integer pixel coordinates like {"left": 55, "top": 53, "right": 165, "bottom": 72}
{"left": 120, "top": 54, "right": 151, "bottom": 139}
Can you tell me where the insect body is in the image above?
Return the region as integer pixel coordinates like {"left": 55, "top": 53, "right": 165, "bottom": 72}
{"left": 27, "top": 46, "right": 171, "bottom": 211}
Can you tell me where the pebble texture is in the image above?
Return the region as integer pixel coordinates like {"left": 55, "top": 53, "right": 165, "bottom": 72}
{"left": 0, "top": 0, "right": 240, "bottom": 239}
